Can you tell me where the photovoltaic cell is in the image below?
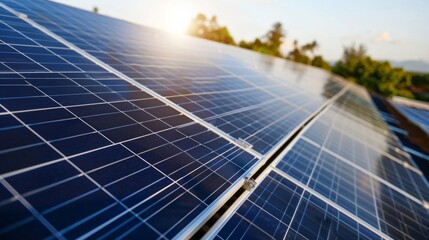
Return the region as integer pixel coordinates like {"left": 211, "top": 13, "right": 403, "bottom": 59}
{"left": 213, "top": 86, "right": 429, "bottom": 239}
{"left": 215, "top": 172, "right": 382, "bottom": 240}
{"left": 392, "top": 102, "right": 429, "bottom": 135}
{"left": 0, "top": 0, "right": 428, "bottom": 239}
{"left": 0, "top": 7, "right": 259, "bottom": 239}
{"left": 301, "top": 93, "right": 429, "bottom": 203}
{"left": 0, "top": 0, "right": 348, "bottom": 155}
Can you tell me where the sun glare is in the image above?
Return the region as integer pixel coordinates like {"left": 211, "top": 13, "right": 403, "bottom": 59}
{"left": 164, "top": 5, "right": 195, "bottom": 34}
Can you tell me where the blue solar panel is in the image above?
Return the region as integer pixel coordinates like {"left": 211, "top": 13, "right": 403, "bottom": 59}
{"left": 0, "top": 0, "right": 428, "bottom": 239}
{"left": 212, "top": 86, "right": 429, "bottom": 239}
{"left": 393, "top": 102, "right": 429, "bottom": 135}
{"left": 301, "top": 93, "right": 429, "bottom": 203}
{"left": 0, "top": 6, "right": 261, "bottom": 239}
{"left": 0, "top": 0, "right": 348, "bottom": 155}
{"left": 215, "top": 171, "right": 383, "bottom": 240}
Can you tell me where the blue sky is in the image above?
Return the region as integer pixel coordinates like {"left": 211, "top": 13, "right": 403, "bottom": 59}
{"left": 53, "top": 0, "right": 429, "bottom": 62}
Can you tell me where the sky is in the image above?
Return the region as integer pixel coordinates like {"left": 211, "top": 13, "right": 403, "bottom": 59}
{"left": 53, "top": 0, "right": 429, "bottom": 62}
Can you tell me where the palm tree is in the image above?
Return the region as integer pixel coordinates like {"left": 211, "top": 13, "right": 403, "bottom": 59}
{"left": 265, "top": 22, "right": 285, "bottom": 56}
{"left": 301, "top": 40, "right": 318, "bottom": 58}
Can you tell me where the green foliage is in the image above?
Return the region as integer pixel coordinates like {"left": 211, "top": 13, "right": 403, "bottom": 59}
{"left": 264, "top": 22, "right": 285, "bottom": 57}
{"left": 287, "top": 40, "right": 330, "bottom": 71}
{"left": 186, "top": 15, "right": 426, "bottom": 101}
{"left": 411, "top": 73, "right": 429, "bottom": 88}
{"left": 301, "top": 41, "right": 318, "bottom": 56}
{"left": 409, "top": 73, "right": 429, "bottom": 101}
{"left": 342, "top": 44, "right": 367, "bottom": 61}
{"left": 333, "top": 44, "right": 414, "bottom": 97}
{"left": 187, "top": 14, "right": 235, "bottom": 45}
{"left": 312, "top": 55, "right": 331, "bottom": 71}
{"left": 239, "top": 22, "right": 285, "bottom": 57}
{"left": 287, "top": 40, "right": 310, "bottom": 64}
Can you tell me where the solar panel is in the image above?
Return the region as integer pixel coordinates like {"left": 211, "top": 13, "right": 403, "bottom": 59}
{"left": 0, "top": 5, "right": 260, "bottom": 239}
{"left": 210, "top": 86, "right": 429, "bottom": 239}
{"left": 0, "top": 0, "right": 349, "bottom": 155}
{"left": 392, "top": 102, "right": 429, "bottom": 135}
{"left": 215, "top": 171, "right": 383, "bottom": 240}
{"left": 0, "top": 0, "right": 428, "bottom": 239}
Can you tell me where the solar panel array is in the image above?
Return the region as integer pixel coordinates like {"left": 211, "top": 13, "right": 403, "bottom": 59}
{"left": 0, "top": 0, "right": 347, "bottom": 155}
{"left": 0, "top": 0, "right": 428, "bottom": 239}
{"left": 0, "top": 4, "right": 259, "bottom": 239}
{"left": 392, "top": 102, "right": 429, "bottom": 136}
{"left": 211, "top": 86, "right": 429, "bottom": 239}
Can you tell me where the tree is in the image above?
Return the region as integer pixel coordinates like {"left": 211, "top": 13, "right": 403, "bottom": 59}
{"left": 312, "top": 55, "right": 331, "bottom": 71}
{"left": 342, "top": 44, "right": 367, "bottom": 62}
{"left": 190, "top": 14, "right": 422, "bottom": 100}
{"left": 410, "top": 73, "right": 429, "bottom": 101}
{"left": 302, "top": 40, "right": 318, "bottom": 58}
{"left": 187, "top": 14, "right": 208, "bottom": 38}
{"left": 264, "top": 22, "right": 285, "bottom": 57}
{"left": 333, "top": 44, "right": 413, "bottom": 97}
{"left": 237, "top": 22, "right": 285, "bottom": 57}
{"left": 286, "top": 40, "right": 311, "bottom": 64}
{"left": 187, "top": 14, "right": 235, "bottom": 45}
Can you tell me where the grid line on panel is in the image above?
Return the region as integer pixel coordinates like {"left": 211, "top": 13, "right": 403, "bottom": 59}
{"left": 0, "top": 178, "right": 65, "bottom": 239}
{"left": 202, "top": 98, "right": 279, "bottom": 122}
{"left": 282, "top": 100, "right": 343, "bottom": 237}
{"left": 191, "top": 68, "right": 323, "bottom": 155}
{"left": 211, "top": 168, "right": 388, "bottom": 240}
{"left": 287, "top": 190, "right": 384, "bottom": 240}
{"left": 239, "top": 81, "right": 351, "bottom": 179}
{"left": 0, "top": 23, "right": 52, "bottom": 73}
{"left": 330, "top": 121, "right": 421, "bottom": 174}
{"left": 301, "top": 135, "right": 425, "bottom": 206}
{"left": 231, "top": 179, "right": 293, "bottom": 239}
{"left": 0, "top": 105, "right": 170, "bottom": 237}
{"left": 283, "top": 92, "right": 429, "bottom": 239}
{"left": 2, "top": 101, "right": 247, "bottom": 208}
{"left": 204, "top": 63, "right": 312, "bottom": 115}
{"left": 166, "top": 86, "right": 263, "bottom": 98}
{"left": 303, "top": 129, "right": 422, "bottom": 176}
{"left": 244, "top": 173, "right": 298, "bottom": 233}
{"left": 213, "top": 63, "right": 336, "bottom": 119}
{"left": 0, "top": 6, "right": 260, "bottom": 239}
{"left": 4, "top": 39, "right": 85, "bottom": 74}
{"left": 201, "top": 167, "right": 277, "bottom": 240}
{"left": 3, "top": 100, "right": 234, "bottom": 239}
{"left": 264, "top": 92, "right": 391, "bottom": 237}
{"left": 3, "top": 94, "right": 161, "bottom": 115}
{"left": 305, "top": 128, "right": 407, "bottom": 173}
{"left": 2, "top": 0, "right": 350, "bottom": 158}
{"left": 0, "top": 3, "right": 262, "bottom": 159}
{"left": 301, "top": 96, "right": 429, "bottom": 204}
{"left": 270, "top": 168, "right": 390, "bottom": 240}
{"left": 2, "top": 2, "right": 426, "bottom": 240}
{"left": 369, "top": 176, "right": 382, "bottom": 231}
{"left": 24, "top": 81, "right": 117, "bottom": 145}
{"left": 0, "top": 76, "right": 193, "bottom": 180}
{"left": 194, "top": 108, "right": 325, "bottom": 239}
{"left": 202, "top": 86, "right": 351, "bottom": 240}
{"left": 172, "top": 60, "right": 350, "bottom": 239}
{"left": 243, "top": 107, "right": 304, "bottom": 142}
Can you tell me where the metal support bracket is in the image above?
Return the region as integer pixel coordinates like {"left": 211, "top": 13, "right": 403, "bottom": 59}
{"left": 236, "top": 138, "right": 253, "bottom": 150}
{"left": 242, "top": 178, "right": 256, "bottom": 191}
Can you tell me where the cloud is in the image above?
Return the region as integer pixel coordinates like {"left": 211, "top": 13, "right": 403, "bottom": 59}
{"left": 375, "top": 31, "right": 393, "bottom": 43}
